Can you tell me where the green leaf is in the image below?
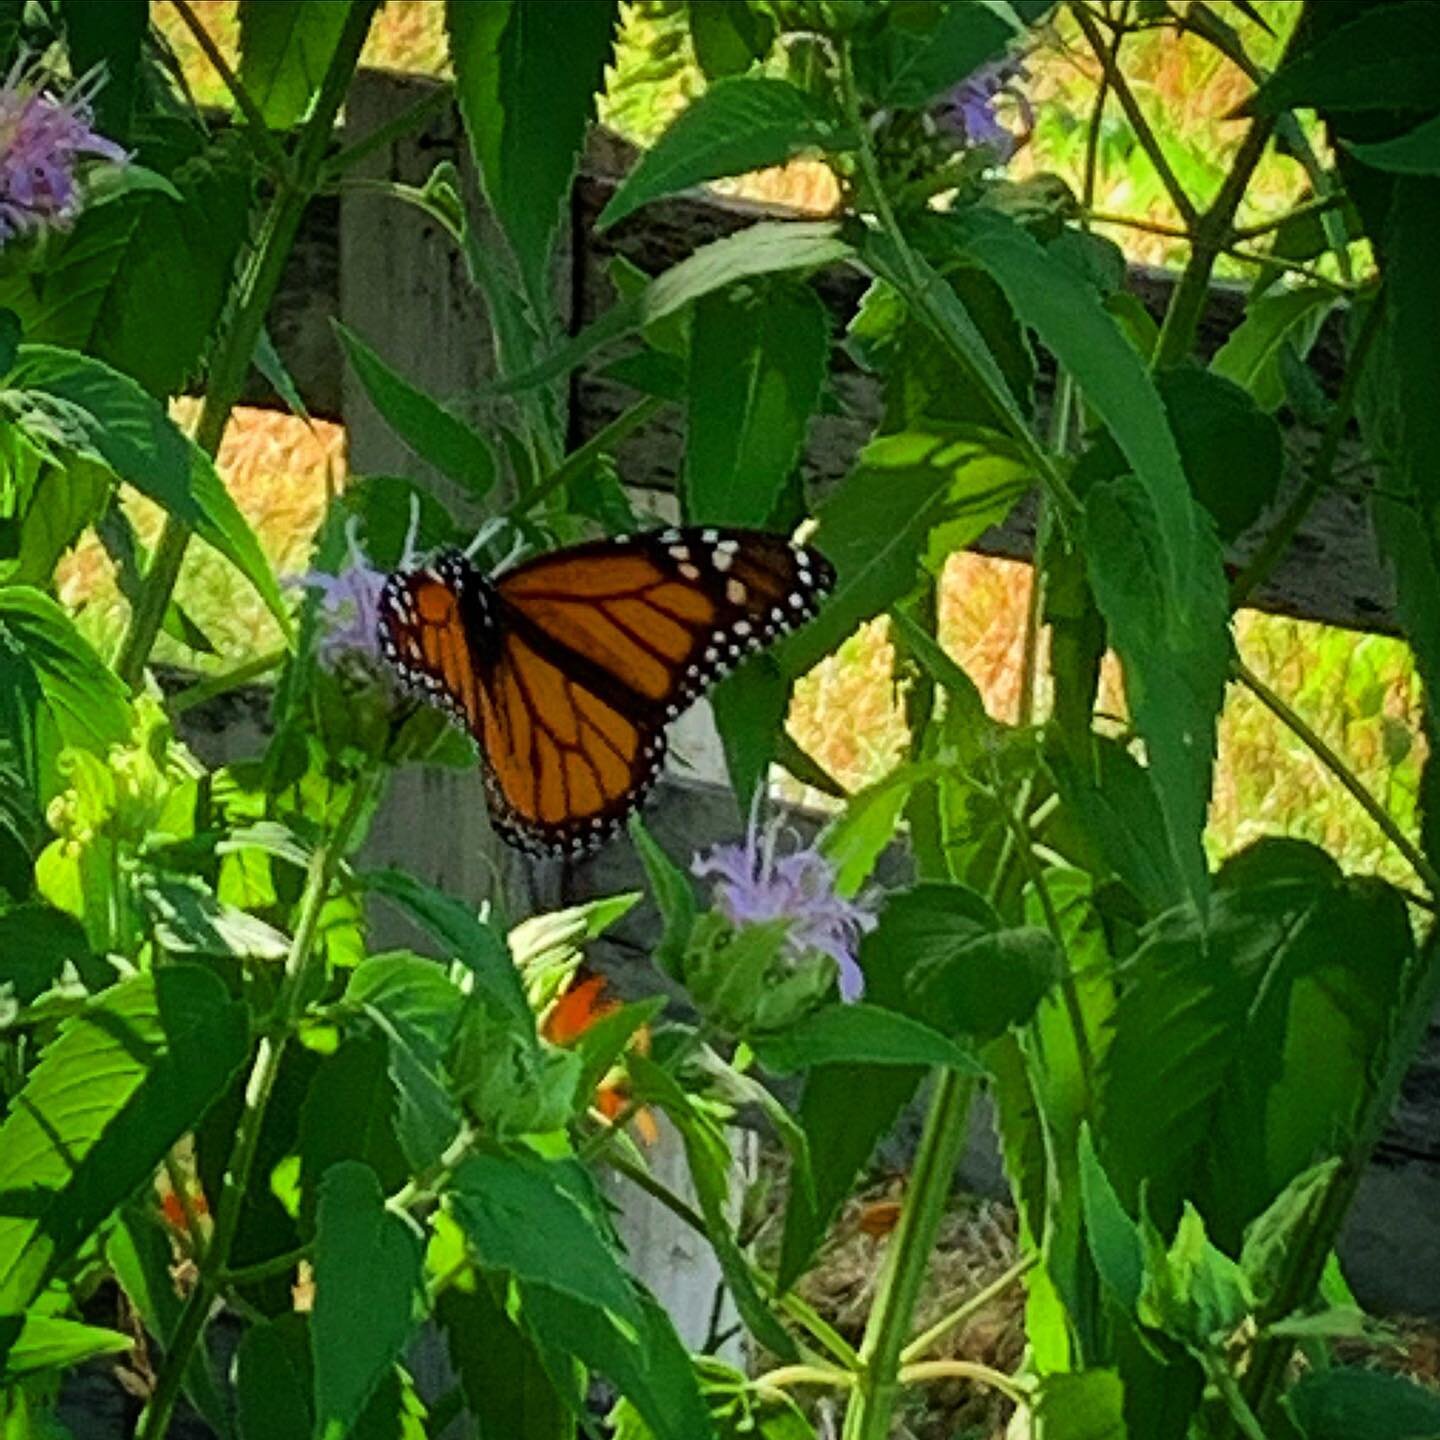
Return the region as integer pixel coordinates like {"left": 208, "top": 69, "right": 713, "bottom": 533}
{"left": 858, "top": 232, "right": 1035, "bottom": 448}
{"left": 626, "top": 1054, "right": 797, "bottom": 1361}
{"left": 0, "top": 587, "right": 129, "bottom": 759}
{"left": 1347, "top": 110, "right": 1440, "bottom": 174}
{"left": 628, "top": 815, "right": 698, "bottom": 979}
{"left": 1075, "top": 366, "right": 1283, "bottom": 541}
{"left": 684, "top": 281, "right": 829, "bottom": 526}
{"left": 819, "top": 761, "right": 939, "bottom": 899}
{"left": 600, "top": 77, "right": 853, "bottom": 230}
{"left": 712, "top": 654, "right": 790, "bottom": 813}
{"left": 1084, "top": 477, "right": 1229, "bottom": 914}
{"left": 30, "top": 142, "right": 254, "bottom": 398}
{"left": 1047, "top": 736, "right": 1186, "bottom": 917}
{"left": 109, "top": 1206, "right": 233, "bottom": 1439}
{"left": 1, "top": 456, "right": 110, "bottom": 590}
{"left": 1098, "top": 868, "right": 1413, "bottom": 1250}
{"left": 1210, "top": 287, "right": 1334, "bottom": 413}
{"left": 0, "top": 903, "right": 90, "bottom": 1005}
{"left": 448, "top": 0, "right": 618, "bottom": 301}
{"left": 0, "top": 347, "right": 288, "bottom": 634}
{"left": 783, "top": 425, "right": 1029, "bottom": 676}
{"left": 0, "top": 966, "right": 249, "bottom": 1311}
{"left": 438, "top": 1278, "right": 571, "bottom": 1440}
{"left": 572, "top": 997, "right": 666, "bottom": 1102}
{"left": 239, "top": 0, "right": 352, "bottom": 129}
{"left": 0, "top": 1313, "right": 130, "bottom": 1383}
{"left": 1365, "top": 183, "right": 1440, "bottom": 862}
{"left": 751, "top": 1002, "right": 983, "bottom": 1074}
{"left": 777, "top": 882, "right": 995, "bottom": 1287}
{"left": 449, "top": 1148, "right": 642, "bottom": 1325}
{"left": 1286, "top": 1367, "right": 1440, "bottom": 1439}
{"left": 235, "top": 1315, "right": 312, "bottom": 1440}
{"left": 689, "top": 0, "right": 775, "bottom": 78}
{"left": 136, "top": 869, "right": 290, "bottom": 960}
{"left": 298, "top": 1034, "right": 410, "bottom": 1233}
{"left": 1138, "top": 1202, "right": 1252, "bottom": 1346}
{"left": 498, "top": 221, "right": 853, "bottom": 394}
{"left": 856, "top": 1, "right": 1019, "bottom": 107}
{"left": 1240, "top": 1159, "right": 1340, "bottom": 1316}
{"left": 945, "top": 210, "right": 1208, "bottom": 615}
{"left": 1246, "top": 2, "right": 1440, "bottom": 114}
{"left": 361, "top": 867, "right": 530, "bottom": 1026}
{"left": 907, "top": 925, "right": 1059, "bottom": 1042}
{"left": 59, "top": 0, "right": 146, "bottom": 138}
{"left": 335, "top": 323, "right": 497, "bottom": 501}
{"left": 519, "top": 1282, "right": 713, "bottom": 1440}
{"left": 1032, "top": 1370, "right": 1127, "bottom": 1440}
{"left": 347, "top": 954, "right": 464, "bottom": 1172}
{"left": 1078, "top": 1125, "right": 1144, "bottom": 1313}
{"left": 313, "top": 1162, "right": 424, "bottom": 1440}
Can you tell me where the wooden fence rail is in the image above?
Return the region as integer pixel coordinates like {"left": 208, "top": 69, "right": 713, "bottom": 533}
{"left": 193, "top": 66, "right": 1440, "bottom": 1326}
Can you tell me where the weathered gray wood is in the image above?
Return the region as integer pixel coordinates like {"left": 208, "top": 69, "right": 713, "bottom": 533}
{"left": 337, "top": 70, "right": 561, "bottom": 921}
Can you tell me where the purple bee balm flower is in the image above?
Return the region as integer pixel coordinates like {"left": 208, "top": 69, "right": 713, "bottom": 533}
{"left": 292, "top": 521, "right": 390, "bottom": 673}
{"left": 693, "top": 805, "right": 876, "bottom": 1003}
{"left": 0, "top": 57, "right": 127, "bottom": 246}
{"left": 936, "top": 58, "right": 1032, "bottom": 162}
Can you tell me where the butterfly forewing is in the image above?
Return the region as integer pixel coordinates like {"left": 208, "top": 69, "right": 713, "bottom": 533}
{"left": 376, "top": 527, "right": 834, "bottom": 857}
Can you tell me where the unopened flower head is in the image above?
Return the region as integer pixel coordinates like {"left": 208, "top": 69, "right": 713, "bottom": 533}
{"left": 0, "top": 56, "right": 126, "bottom": 246}
{"left": 692, "top": 802, "right": 875, "bottom": 1002}
{"left": 936, "top": 58, "right": 1032, "bottom": 162}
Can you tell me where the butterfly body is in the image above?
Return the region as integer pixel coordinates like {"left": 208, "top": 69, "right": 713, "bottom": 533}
{"left": 376, "top": 527, "right": 834, "bottom": 858}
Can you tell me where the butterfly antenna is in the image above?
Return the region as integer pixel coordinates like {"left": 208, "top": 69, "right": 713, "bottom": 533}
{"left": 462, "top": 515, "right": 507, "bottom": 561}
{"left": 464, "top": 515, "right": 530, "bottom": 574}
{"left": 400, "top": 491, "right": 423, "bottom": 569}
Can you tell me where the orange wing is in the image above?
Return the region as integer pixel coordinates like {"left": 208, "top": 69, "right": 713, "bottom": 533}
{"left": 377, "top": 530, "right": 833, "bottom": 856}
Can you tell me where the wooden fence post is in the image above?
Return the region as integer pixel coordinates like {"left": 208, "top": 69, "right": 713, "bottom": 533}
{"left": 335, "top": 68, "right": 746, "bottom": 1393}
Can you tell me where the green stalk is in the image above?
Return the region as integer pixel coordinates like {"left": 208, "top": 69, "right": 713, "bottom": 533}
{"left": 1152, "top": 106, "right": 1278, "bottom": 368}
{"left": 841, "top": 1070, "right": 976, "bottom": 1440}
{"left": 135, "top": 770, "right": 379, "bottom": 1440}
{"left": 115, "top": 1, "right": 381, "bottom": 688}
{"left": 834, "top": 42, "right": 1075, "bottom": 523}
{"left": 899, "top": 1253, "right": 1037, "bottom": 1364}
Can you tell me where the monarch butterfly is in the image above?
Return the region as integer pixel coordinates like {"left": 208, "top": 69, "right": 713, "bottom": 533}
{"left": 376, "top": 526, "right": 835, "bottom": 857}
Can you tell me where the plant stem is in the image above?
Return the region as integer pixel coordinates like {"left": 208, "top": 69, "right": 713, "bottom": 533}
{"left": 1083, "top": 210, "right": 1353, "bottom": 292}
{"left": 841, "top": 1070, "right": 976, "bottom": 1440}
{"left": 755, "top": 1364, "right": 854, "bottom": 1394}
{"left": 115, "top": 1, "right": 380, "bottom": 689}
{"left": 1152, "top": 107, "right": 1279, "bottom": 368}
{"left": 322, "top": 81, "right": 451, "bottom": 179}
{"left": 222, "top": 1244, "right": 311, "bottom": 1288}
{"left": 1072, "top": 2, "right": 1199, "bottom": 228}
{"left": 1233, "top": 659, "right": 1440, "bottom": 899}
{"left": 1229, "top": 292, "right": 1384, "bottom": 609}
{"left": 899, "top": 1254, "right": 1037, "bottom": 1364}
{"left": 896, "top": 1359, "right": 1029, "bottom": 1407}
{"left": 169, "top": 648, "right": 287, "bottom": 715}
{"left": 510, "top": 394, "right": 666, "bottom": 518}
{"left": 135, "top": 771, "right": 378, "bottom": 1440}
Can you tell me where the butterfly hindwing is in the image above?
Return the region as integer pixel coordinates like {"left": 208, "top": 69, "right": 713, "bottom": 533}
{"left": 376, "top": 527, "right": 834, "bottom": 856}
